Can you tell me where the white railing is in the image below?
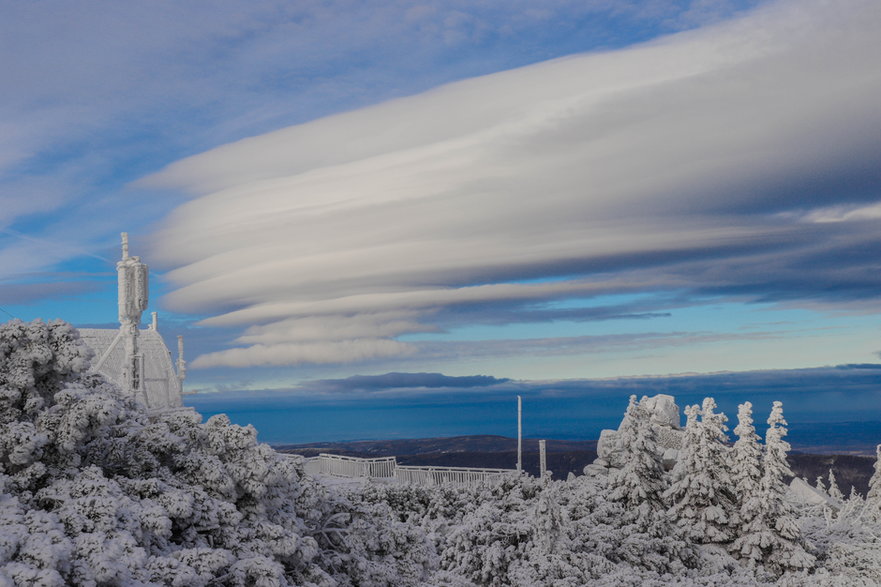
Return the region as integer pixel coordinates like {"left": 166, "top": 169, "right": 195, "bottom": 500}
{"left": 296, "top": 452, "right": 518, "bottom": 486}
{"left": 394, "top": 465, "right": 517, "bottom": 486}
{"left": 304, "top": 453, "right": 397, "bottom": 478}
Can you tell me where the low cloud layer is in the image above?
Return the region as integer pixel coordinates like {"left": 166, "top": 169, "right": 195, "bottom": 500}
{"left": 148, "top": 0, "right": 881, "bottom": 369}
{"left": 308, "top": 372, "right": 510, "bottom": 394}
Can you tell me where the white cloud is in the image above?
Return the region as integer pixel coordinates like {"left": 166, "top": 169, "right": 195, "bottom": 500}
{"left": 147, "top": 0, "right": 881, "bottom": 368}
{"left": 192, "top": 338, "right": 415, "bottom": 368}
{"left": 7, "top": 0, "right": 691, "bottom": 282}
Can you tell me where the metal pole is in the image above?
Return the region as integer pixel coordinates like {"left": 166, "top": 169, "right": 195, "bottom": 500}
{"left": 517, "top": 395, "right": 522, "bottom": 472}
{"left": 539, "top": 439, "right": 547, "bottom": 478}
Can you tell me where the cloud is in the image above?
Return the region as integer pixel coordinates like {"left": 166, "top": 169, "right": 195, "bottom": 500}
{"left": 404, "top": 330, "right": 791, "bottom": 367}
{"left": 307, "top": 372, "right": 510, "bottom": 394}
{"left": 2, "top": 0, "right": 760, "bottom": 318}
{"left": 192, "top": 338, "right": 415, "bottom": 368}
{"left": 185, "top": 365, "right": 881, "bottom": 445}
{"left": 0, "top": 281, "right": 101, "bottom": 307}
{"left": 145, "top": 0, "right": 881, "bottom": 368}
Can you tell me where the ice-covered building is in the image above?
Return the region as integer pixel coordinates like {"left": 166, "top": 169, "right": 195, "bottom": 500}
{"left": 78, "top": 233, "right": 186, "bottom": 410}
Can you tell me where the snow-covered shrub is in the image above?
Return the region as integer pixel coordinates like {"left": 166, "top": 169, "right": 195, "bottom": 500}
{"left": 0, "top": 319, "right": 428, "bottom": 586}
{"left": 9, "top": 319, "right": 881, "bottom": 585}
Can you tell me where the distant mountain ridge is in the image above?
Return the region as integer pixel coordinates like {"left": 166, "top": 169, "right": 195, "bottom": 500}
{"left": 276, "top": 434, "right": 596, "bottom": 456}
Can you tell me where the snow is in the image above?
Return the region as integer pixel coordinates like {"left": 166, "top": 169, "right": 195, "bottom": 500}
{"left": 4, "top": 319, "right": 881, "bottom": 585}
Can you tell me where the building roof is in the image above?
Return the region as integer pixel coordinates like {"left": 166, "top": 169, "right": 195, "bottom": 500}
{"left": 79, "top": 326, "right": 183, "bottom": 410}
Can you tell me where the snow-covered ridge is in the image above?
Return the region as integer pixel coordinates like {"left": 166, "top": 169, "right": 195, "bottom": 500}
{"left": 3, "top": 319, "right": 881, "bottom": 585}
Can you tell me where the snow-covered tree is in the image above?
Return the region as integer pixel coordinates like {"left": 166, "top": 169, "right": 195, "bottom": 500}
{"left": 731, "top": 402, "right": 762, "bottom": 497}
{"left": 731, "top": 401, "right": 815, "bottom": 576}
{"left": 864, "top": 444, "right": 881, "bottom": 522}
{"left": 607, "top": 396, "right": 666, "bottom": 514}
{"left": 603, "top": 396, "right": 695, "bottom": 573}
{"left": 666, "top": 398, "right": 736, "bottom": 545}
{"left": 10, "top": 319, "right": 880, "bottom": 584}
{"left": 729, "top": 401, "right": 762, "bottom": 551}
{"left": 826, "top": 470, "right": 844, "bottom": 502}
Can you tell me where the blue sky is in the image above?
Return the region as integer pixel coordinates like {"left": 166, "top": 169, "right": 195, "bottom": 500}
{"left": 3, "top": 0, "right": 881, "bottom": 428}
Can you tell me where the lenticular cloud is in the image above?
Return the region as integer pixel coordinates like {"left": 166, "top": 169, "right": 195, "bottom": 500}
{"left": 146, "top": 0, "right": 881, "bottom": 368}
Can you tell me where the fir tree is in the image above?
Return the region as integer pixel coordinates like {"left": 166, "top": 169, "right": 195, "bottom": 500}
{"left": 665, "top": 398, "right": 736, "bottom": 544}
{"left": 606, "top": 396, "right": 666, "bottom": 516}
{"left": 731, "top": 402, "right": 762, "bottom": 503}
{"left": 866, "top": 444, "right": 881, "bottom": 520}
{"left": 728, "top": 402, "right": 764, "bottom": 561}
{"left": 731, "top": 401, "right": 815, "bottom": 576}
{"left": 602, "top": 396, "right": 695, "bottom": 573}
{"left": 827, "top": 469, "right": 844, "bottom": 501}
{"left": 665, "top": 405, "right": 701, "bottom": 531}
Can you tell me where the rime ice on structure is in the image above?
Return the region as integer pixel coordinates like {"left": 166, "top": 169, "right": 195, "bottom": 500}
{"left": 78, "top": 233, "right": 186, "bottom": 410}
{"left": 587, "top": 394, "right": 684, "bottom": 475}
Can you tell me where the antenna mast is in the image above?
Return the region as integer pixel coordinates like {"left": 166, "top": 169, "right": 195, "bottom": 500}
{"left": 517, "top": 395, "right": 523, "bottom": 472}
{"left": 117, "top": 232, "right": 149, "bottom": 404}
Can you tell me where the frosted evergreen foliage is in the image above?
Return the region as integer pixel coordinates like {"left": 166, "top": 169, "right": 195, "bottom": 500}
{"left": 729, "top": 401, "right": 763, "bottom": 550}
{"left": 6, "top": 320, "right": 881, "bottom": 584}
{"left": 865, "top": 444, "right": 881, "bottom": 522}
{"left": 607, "top": 395, "right": 666, "bottom": 514}
{"left": 826, "top": 470, "right": 843, "bottom": 502}
{"left": 666, "top": 398, "right": 736, "bottom": 544}
{"left": 0, "top": 319, "right": 428, "bottom": 586}
{"left": 731, "top": 401, "right": 815, "bottom": 576}
{"left": 603, "top": 396, "right": 695, "bottom": 573}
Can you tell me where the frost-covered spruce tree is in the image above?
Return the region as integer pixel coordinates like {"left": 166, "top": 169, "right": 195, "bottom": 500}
{"left": 0, "top": 319, "right": 429, "bottom": 586}
{"left": 665, "top": 406, "right": 701, "bottom": 525}
{"left": 665, "top": 398, "right": 736, "bottom": 545}
{"left": 731, "top": 401, "right": 815, "bottom": 576}
{"left": 826, "top": 470, "right": 844, "bottom": 502}
{"left": 864, "top": 444, "right": 881, "bottom": 521}
{"left": 604, "top": 395, "right": 695, "bottom": 573}
{"left": 607, "top": 396, "right": 666, "bottom": 515}
{"left": 729, "top": 401, "right": 762, "bottom": 553}
{"left": 813, "top": 468, "right": 881, "bottom": 585}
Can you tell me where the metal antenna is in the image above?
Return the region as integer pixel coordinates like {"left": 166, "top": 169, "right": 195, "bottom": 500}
{"left": 517, "top": 395, "right": 523, "bottom": 472}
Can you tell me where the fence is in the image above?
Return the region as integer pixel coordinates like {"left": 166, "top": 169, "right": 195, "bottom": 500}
{"left": 394, "top": 465, "right": 517, "bottom": 486}
{"left": 304, "top": 453, "right": 397, "bottom": 478}
{"left": 299, "top": 453, "right": 518, "bottom": 486}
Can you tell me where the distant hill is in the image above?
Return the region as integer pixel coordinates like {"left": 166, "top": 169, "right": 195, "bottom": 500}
{"left": 788, "top": 453, "right": 875, "bottom": 495}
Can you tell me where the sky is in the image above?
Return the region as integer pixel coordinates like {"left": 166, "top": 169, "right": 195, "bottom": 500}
{"left": 3, "top": 0, "right": 881, "bottom": 439}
